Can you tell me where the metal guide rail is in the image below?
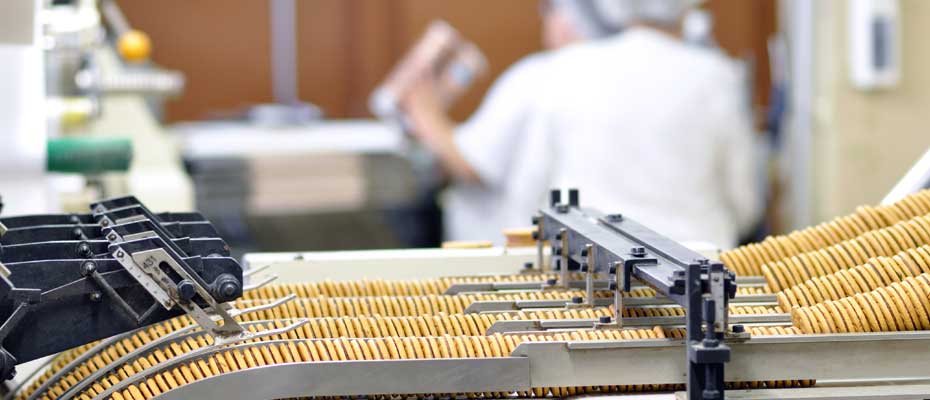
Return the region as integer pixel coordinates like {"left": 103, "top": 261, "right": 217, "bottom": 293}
{"left": 0, "top": 196, "right": 291, "bottom": 383}
{"left": 106, "top": 331, "right": 930, "bottom": 400}
{"left": 532, "top": 189, "right": 737, "bottom": 400}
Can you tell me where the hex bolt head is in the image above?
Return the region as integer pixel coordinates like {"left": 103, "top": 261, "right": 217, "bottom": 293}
{"left": 631, "top": 247, "right": 646, "bottom": 257}
{"left": 115, "top": 250, "right": 125, "bottom": 258}
{"left": 731, "top": 324, "right": 745, "bottom": 334}
{"left": 571, "top": 296, "right": 583, "bottom": 304}
{"left": 107, "top": 233, "right": 117, "bottom": 241}
{"left": 100, "top": 219, "right": 109, "bottom": 227}
{"left": 607, "top": 214, "right": 623, "bottom": 222}
{"left": 177, "top": 280, "right": 196, "bottom": 302}
{"left": 599, "top": 316, "right": 612, "bottom": 324}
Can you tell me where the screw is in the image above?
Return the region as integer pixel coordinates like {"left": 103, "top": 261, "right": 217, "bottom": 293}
{"left": 219, "top": 281, "right": 238, "bottom": 298}
{"left": 732, "top": 324, "right": 745, "bottom": 334}
{"left": 631, "top": 247, "right": 646, "bottom": 257}
{"left": 100, "top": 219, "right": 109, "bottom": 227}
{"left": 89, "top": 292, "right": 102, "bottom": 302}
{"left": 555, "top": 204, "right": 570, "bottom": 213}
{"left": 523, "top": 262, "right": 533, "bottom": 270}
{"left": 571, "top": 296, "right": 583, "bottom": 304}
{"left": 107, "top": 233, "right": 117, "bottom": 241}
{"left": 599, "top": 316, "right": 612, "bottom": 324}
{"left": 607, "top": 214, "right": 623, "bottom": 222}
{"left": 115, "top": 250, "right": 125, "bottom": 258}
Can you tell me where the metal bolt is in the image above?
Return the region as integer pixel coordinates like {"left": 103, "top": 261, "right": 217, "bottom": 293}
{"left": 599, "top": 316, "right": 612, "bottom": 324}
{"left": 100, "top": 219, "right": 109, "bottom": 227}
{"left": 731, "top": 324, "right": 745, "bottom": 334}
{"left": 555, "top": 204, "right": 570, "bottom": 214}
{"left": 115, "top": 250, "right": 125, "bottom": 258}
{"left": 523, "top": 262, "right": 533, "bottom": 270}
{"left": 607, "top": 214, "right": 623, "bottom": 222}
{"left": 69, "top": 215, "right": 81, "bottom": 224}
{"left": 571, "top": 296, "right": 583, "bottom": 304}
{"left": 107, "top": 233, "right": 117, "bottom": 242}
{"left": 631, "top": 247, "right": 646, "bottom": 257}
{"left": 177, "top": 280, "right": 196, "bottom": 302}
{"left": 546, "top": 278, "right": 558, "bottom": 286}
{"left": 78, "top": 243, "right": 93, "bottom": 258}
{"left": 89, "top": 292, "right": 102, "bottom": 302}
{"left": 81, "top": 261, "right": 96, "bottom": 276}
{"left": 72, "top": 227, "right": 84, "bottom": 238}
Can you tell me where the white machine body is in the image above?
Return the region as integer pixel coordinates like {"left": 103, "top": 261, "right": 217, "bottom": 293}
{"left": 0, "top": 1, "right": 53, "bottom": 214}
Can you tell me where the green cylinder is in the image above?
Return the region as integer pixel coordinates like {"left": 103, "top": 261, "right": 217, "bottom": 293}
{"left": 47, "top": 137, "right": 133, "bottom": 174}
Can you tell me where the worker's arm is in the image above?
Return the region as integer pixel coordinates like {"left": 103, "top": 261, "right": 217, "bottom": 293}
{"left": 402, "top": 79, "right": 482, "bottom": 184}
{"left": 402, "top": 54, "right": 550, "bottom": 189}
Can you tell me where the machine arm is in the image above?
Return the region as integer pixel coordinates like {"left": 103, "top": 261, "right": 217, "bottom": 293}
{"left": 533, "top": 189, "right": 738, "bottom": 400}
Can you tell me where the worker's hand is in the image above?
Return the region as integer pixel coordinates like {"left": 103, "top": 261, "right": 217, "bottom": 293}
{"left": 400, "top": 77, "right": 482, "bottom": 184}
{"left": 401, "top": 77, "right": 450, "bottom": 145}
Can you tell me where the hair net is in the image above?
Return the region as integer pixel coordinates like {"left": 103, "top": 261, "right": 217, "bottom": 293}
{"left": 549, "top": 0, "right": 699, "bottom": 38}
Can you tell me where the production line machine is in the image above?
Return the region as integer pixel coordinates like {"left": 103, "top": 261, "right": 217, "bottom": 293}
{"left": 4, "top": 190, "right": 930, "bottom": 400}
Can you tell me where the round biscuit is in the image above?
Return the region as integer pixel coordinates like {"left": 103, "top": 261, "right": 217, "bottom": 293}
{"left": 899, "top": 280, "right": 930, "bottom": 329}
{"left": 879, "top": 287, "right": 915, "bottom": 330}
{"left": 868, "top": 291, "right": 898, "bottom": 331}
{"left": 853, "top": 294, "right": 883, "bottom": 332}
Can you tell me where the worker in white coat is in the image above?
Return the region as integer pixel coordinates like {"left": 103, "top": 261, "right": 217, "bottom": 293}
{"left": 402, "top": 0, "right": 761, "bottom": 250}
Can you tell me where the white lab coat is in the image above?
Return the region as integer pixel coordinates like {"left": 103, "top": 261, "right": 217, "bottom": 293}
{"left": 446, "top": 27, "right": 761, "bottom": 249}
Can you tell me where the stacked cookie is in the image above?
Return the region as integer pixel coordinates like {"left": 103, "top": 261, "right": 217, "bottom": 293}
{"left": 762, "top": 215, "right": 930, "bottom": 292}
{"left": 791, "top": 274, "right": 930, "bottom": 334}
{"left": 776, "top": 246, "right": 930, "bottom": 309}
{"left": 721, "top": 190, "right": 930, "bottom": 276}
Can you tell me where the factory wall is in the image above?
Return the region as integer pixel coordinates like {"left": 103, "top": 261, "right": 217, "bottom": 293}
{"left": 811, "top": 0, "right": 930, "bottom": 221}
{"left": 118, "top": 0, "right": 776, "bottom": 124}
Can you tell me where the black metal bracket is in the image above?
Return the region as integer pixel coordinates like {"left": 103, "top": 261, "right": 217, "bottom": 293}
{"left": 534, "top": 189, "right": 737, "bottom": 400}
{"left": 0, "top": 197, "right": 244, "bottom": 380}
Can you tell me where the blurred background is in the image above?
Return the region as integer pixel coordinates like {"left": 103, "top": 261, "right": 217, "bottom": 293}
{"left": 1, "top": 0, "right": 928, "bottom": 257}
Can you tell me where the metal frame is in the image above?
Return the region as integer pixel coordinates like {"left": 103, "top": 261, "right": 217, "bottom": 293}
{"left": 533, "top": 189, "right": 736, "bottom": 399}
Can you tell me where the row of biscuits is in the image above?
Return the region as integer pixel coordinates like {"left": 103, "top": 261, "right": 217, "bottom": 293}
{"left": 762, "top": 215, "right": 930, "bottom": 292}
{"left": 791, "top": 274, "right": 930, "bottom": 334}
{"left": 104, "top": 327, "right": 814, "bottom": 400}
{"left": 721, "top": 189, "right": 930, "bottom": 276}
{"left": 36, "top": 309, "right": 614, "bottom": 400}
{"left": 776, "top": 246, "right": 930, "bottom": 309}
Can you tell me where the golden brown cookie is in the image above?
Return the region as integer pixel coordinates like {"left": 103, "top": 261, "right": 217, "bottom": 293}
{"left": 879, "top": 286, "right": 915, "bottom": 331}
{"left": 898, "top": 280, "right": 930, "bottom": 330}
{"left": 821, "top": 301, "right": 848, "bottom": 333}
{"left": 855, "top": 293, "right": 886, "bottom": 332}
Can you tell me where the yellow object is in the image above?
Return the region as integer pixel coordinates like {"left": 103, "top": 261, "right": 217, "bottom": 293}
{"left": 441, "top": 240, "right": 493, "bottom": 249}
{"left": 117, "top": 30, "right": 152, "bottom": 63}
{"left": 503, "top": 227, "right": 537, "bottom": 248}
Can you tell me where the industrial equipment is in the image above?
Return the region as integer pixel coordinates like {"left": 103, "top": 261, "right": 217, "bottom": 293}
{"left": 6, "top": 189, "right": 930, "bottom": 400}
{"left": 0, "top": 196, "right": 292, "bottom": 391}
